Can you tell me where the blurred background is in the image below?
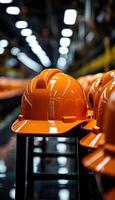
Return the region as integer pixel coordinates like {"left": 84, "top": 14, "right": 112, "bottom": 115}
{"left": 0, "top": 0, "right": 114, "bottom": 78}
{"left": 0, "top": 0, "right": 114, "bottom": 199}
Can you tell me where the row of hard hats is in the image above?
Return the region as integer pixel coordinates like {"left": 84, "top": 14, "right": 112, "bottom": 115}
{"left": 11, "top": 68, "right": 115, "bottom": 138}
{"left": 0, "top": 77, "right": 29, "bottom": 99}
{"left": 80, "top": 70, "right": 115, "bottom": 149}
{"left": 11, "top": 68, "right": 115, "bottom": 199}
{"left": 78, "top": 70, "right": 115, "bottom": 200}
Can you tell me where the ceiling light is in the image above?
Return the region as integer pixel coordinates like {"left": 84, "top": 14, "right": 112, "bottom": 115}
{"left": 61, "top": 29, "right": 73, "bottom": 37}
{"left": 17, "top": 52, "right": 42, "bottom": 72}
{"left": 64, "top": 9, "right": 77, "bottom": 25}
{"left": 58, "top": 180, "right": 69, "bottom": 185}
{"left": 58, "top": 189, "right": 70, "bottom": 200}
{"left": 60, "top": 37, "right": 70, "bottom": 47}
{"left": 40, "top": 56, "right": 51, "bottom": 67}
{"left": 11, "top": 47, "right": 20, "bottom": 55}
{"left": 6, "top": 6, "right": 20, "bottom": 15}
{"left": 59, "top": 47, "right": 69, "bottom": 55}
{"left": 21, "top": 28, "right": 32, "bottom": 36}
{"left": 57, "top": 57, "right": 66, "bottom": 67}
{"left": 0, "top": 47, "right": 5, "bottom": 54}
{"left": 58, "top": 167, "right": 68, "bottom": 174}
{"left": 0, "top": 0, "right": 12, "bottom": 3}
{"left": 15, "top": 21, "right": 28, "bottom": 29}
{"left": 9, "top": 188, "right": 15, "bottom": 200}
{"left": 0, "top": 39, "right": 8, "bottom": 48}
{"left": 26, "top": 35, "right": 36, "bottom": 43}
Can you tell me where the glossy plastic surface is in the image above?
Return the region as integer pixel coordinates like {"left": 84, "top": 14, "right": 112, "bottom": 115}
{"left": 97, "top": 80, "right": 115, "bottom": 131}
{"left": 80, "top": 131, "right": 104, "bottom": 149}
{"left": 93, "top": 70, "right": 115, "bottom": 119}
{"left": 12, "top": 69, "right": 87, "bottom": 134}
{"left": 82, "top": 91, "right": 115, "bottom": 177}
{"left": 82, "top": 119, "right": 96, "bottom": 131}
{"left": 80, "top": 81, "right": 115, "bottom": 149}
{"left": 87, "top": 78, "right": 101, "bottom": 110}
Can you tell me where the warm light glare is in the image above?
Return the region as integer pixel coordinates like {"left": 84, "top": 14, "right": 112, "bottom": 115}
{"left": 61, "top": 29, "right": 73, "bottom": 37}
{"left": 64, "top": 9, "right": 77, "bottom": 25}
{"left": 59, "top": 47, "right": 69, "bottom": 54}
{"left": 60, "top": 37, "right": 70, "bottom": 47}
{"left": 21, "top": 28, "right": 32, "bottom": 36}
{"left": 15, "top": 21, "right": 28, "bottom": 29}
{"left": 6, "top": 6, "right": 20, "bottom": 15}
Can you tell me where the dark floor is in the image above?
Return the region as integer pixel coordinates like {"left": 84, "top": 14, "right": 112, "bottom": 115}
{"left": 0, "top": 105, "right": 103, "bottom": 200}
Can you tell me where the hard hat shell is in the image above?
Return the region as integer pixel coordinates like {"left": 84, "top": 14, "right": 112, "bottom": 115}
{"left": 93, "top": 70, "right": 115, "bottom": 119}
{"left": 80, "top": 80, "right": 115, "bottom": 149}
{"left": 82, "top": 91, "right": 115, "bottom": 177}
{"left": 11, "top": 69, "right": 87, "bottom": 135}
{"left": 87, "top": 78, "right": 101, "bottom": 110}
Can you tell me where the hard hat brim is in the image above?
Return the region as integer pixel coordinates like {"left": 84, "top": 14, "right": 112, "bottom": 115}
{"left": 82, "top": 147, "right": 115, "bottom": 177}
{"left": 82, "top": 119, "right": 96, "bottom": 131}
{"left": 11, "top": 119, "right": 87, "bottom": 136}
{"left": 80, "top": 132, "right": 105, "bottom": 149}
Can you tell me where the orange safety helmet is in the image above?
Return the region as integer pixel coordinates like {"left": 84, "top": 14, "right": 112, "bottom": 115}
{"left": 87, "top": 78, "right": 101, "bottom": 110}
{"left": 83, "top": 70, "right": 115, "bottom": 131}
{"left": 80, "top": 80, "right": 115, "bottom": 149}
{"left": 93, "top": 70, "right": 115, "bottom": 119}
{"left": 82, "top": 91, "right": 115, "bottom": 177}
{"left": 11, "top": 69, "right": 87, "bottom": 135}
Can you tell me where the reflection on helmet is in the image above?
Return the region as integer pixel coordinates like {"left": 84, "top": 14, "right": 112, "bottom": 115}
{"left": 21, "top": 69, "right": 87, "bottom": 121}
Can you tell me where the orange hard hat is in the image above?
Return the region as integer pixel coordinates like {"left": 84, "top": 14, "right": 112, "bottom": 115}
{"left": 80, "top": 80, "right": 115, "bottom": 149}
{"left": 97, "top": 80, "right": 115, "bottom": 131}
{"left": 82, "top": 71, "right": 114, "bottom": 131}
{"left": 85, "top": 73, "right": 103, "bottom": 98}
{"left": 93, "top": 70, "right": 115, "bottom": 119}
{"left": 87, "top": 78, "right": 101, "bottom": 110}
{"left": 82, "top": 91, "right": 115, "bottom": 177}
{"left": 11, "top": 69, "right": 87, "bottom": 135}
{"left": 104, "top": 187, "right": 115, "bottom": 200}
{"left": 77, "top": 73, "right": 103, "bottom": 97}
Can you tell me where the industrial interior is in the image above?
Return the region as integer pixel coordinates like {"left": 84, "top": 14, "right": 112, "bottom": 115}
{"left": 0, "top": 0, "right": 115, "bottom": 200}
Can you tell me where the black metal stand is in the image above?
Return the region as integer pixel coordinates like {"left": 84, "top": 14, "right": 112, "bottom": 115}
{"left": 15, "top": 127, "right": 88, "bottom": 200}
{"left": 16, "top": 134, "right": 27, "bottom": 200}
